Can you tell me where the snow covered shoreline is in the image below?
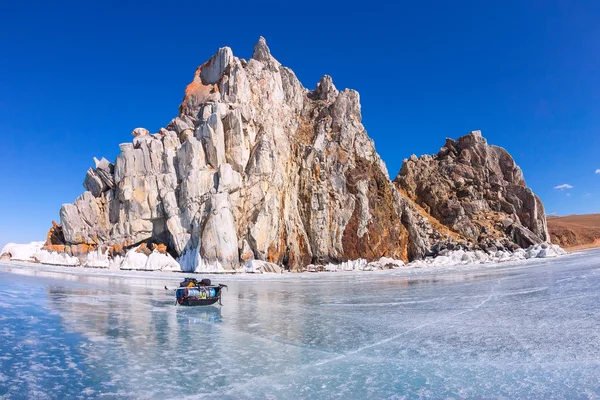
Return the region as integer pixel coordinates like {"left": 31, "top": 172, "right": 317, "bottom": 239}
{"left": 1, "top": 240, "right": 567, "bottom": 275}
{"left": 0, "top": 248, "right": 580, "bottom": 296}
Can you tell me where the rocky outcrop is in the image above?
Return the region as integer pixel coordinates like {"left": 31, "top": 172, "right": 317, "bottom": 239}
{"left": 394, "top": 130, "right": 549, "bottom": 253}
{"left": 40, "top": 38, "right": 550, "bottom": 272}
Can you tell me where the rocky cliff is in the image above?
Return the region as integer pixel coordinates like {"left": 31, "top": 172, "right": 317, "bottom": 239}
{"left": 394, "top": 130, "right": 549, "bottom": 252}
{"left": 40, "top": 38, "right": 550, "bottom": 272}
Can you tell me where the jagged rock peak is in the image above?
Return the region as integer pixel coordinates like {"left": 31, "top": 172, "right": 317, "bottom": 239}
{"left": 251, "top": 36, "right": 281, "bottom": 70}
{"left": 132, "top": 127, "right": 149, "bottom": 137}
{"left": 200, "top": 46, "right": 233, "bottom": 85}
{"left": 309, "top": 75, "right": 339, "bottom": 103}
{"left": 252, "top": 36, "right": 271, "bottom": 61}
{"left": 395, "top": 130, "right": 548, "bottom": 252}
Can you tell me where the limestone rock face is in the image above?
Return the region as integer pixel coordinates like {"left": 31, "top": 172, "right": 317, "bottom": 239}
{"left": 394, "top": 130, "right": 549, "bottom": 252}
{"left": 45, "top": 39, "right": 549, "bottom": 271}
{"left": 46, "top": 37, "right": 417, "bottom": 272}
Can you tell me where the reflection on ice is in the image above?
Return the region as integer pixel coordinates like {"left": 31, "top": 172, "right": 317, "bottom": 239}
{"left": 1, "top": 249, "right": 600, "bottom": 398}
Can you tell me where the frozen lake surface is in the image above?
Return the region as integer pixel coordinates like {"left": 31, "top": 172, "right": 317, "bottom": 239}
{"left": 1, "top": 250, "right": 600, "bottom": 399}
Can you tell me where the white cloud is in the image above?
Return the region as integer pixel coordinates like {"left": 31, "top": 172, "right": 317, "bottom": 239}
{"left": 596, "top": 169, "right": 600, "bottom": 174}
{"left": 554, "top": 184, "right": 573, "bottom": 190}
{"left": 566, "top": 193, "right": 571, "bottom": 197}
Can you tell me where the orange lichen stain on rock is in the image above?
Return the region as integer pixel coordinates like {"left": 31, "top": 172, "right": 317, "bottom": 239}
{"left": 180, "top": 66, "right": 216, "bottom": 113}
{"left": 240, "top": 243, "right": 254, "bottom": 262}
{"left": 44, "top": 244, "right": 65, "bottom": 253}
{"left": 108, "top": 243, "right": 125, "bottom": 257}
{"left": 398, "top": 226, "right": 410, "bottom": 263}
{"left": 266, "top": 244, "right": 280, "bottom": 264}
{"left": 106, "top": 239, "right": 137, "bottom": 257}
{"left": 44, "top": 220, "right": 65, "bottom": 247}
{"left": 71, "top": 244, "right": 94, "bottom": 257}
{"left": 266, "top": 219, "right": 288, "bottom": 265}
{"left": 72, "top": 235, "right": 87, "bottom": 244}
{"left": 314, "top": 163, "right": 321, "bottom": 181}
{"left": 149, "top": 243, "right": 168, "bottom": 254}
{"left": 184, "top": 68, "right": 202, "bottom": 95}
{"left": 287, "top": 232, "right": 312, "bottom": 272}
{"left": 136, "top": 243, "right": 152, "bottom": 256}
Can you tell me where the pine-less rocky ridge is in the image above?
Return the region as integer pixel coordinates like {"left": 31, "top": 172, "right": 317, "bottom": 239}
{"left": 0, "top": 38, "right": 563, "bottom": 273}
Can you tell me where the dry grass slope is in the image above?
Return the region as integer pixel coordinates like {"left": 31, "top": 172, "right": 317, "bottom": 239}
{"left": 547, "top": 214, "right": 600, "bottom": 250}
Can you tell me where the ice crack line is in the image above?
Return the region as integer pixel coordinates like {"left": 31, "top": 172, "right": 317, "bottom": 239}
{"left": 313, "top": 276, "right": 506, "bottom": 367}
{"left": 222, "top": 276, "right": 508, "bottom": 395}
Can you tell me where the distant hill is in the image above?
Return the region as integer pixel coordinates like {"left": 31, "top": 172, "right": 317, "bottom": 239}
{"left": 548, "top": 214, "right": 600, "bottom": 250}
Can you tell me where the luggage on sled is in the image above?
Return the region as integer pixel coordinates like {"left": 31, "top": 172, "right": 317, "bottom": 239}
{"left": 173, "top": 278, "right": 227, "bottom": 306}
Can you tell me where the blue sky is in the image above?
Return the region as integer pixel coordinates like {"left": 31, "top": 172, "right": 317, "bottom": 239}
{"left": 1, "top": 0, "right": 599, "bottom": 248}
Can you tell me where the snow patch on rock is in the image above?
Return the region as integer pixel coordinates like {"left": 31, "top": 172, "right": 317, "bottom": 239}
{"left": 324, "top": 259, "right": 367, "bottom": 272}
{"left": 408, "top": 243, "right": 567, "bottom": 268}
{"left": 119, "top": 247, "right": 149, "bottom": 270}
{"left": 108, "top": 255, "right": 123, "bottom": 270}
{"left": 83, "top": 249, "right": 110, "bottom": 268}
{"left": 321, "top": 256, "right": 406, "bottom": 272}
{"left": 1, "top": 242, "right": 45, "bottom": 262}
{"left": 119, "top": 246, "right": 182, "bottom": 271}
{"left": 240, "top": 260, "right": 282, "bottom": 274}
{"left": 373, "top": 257, "right": 405, "bottom": 269}
{"left": 146, "top": 251, "right": 181, "bottom": 272}
{"left": 177, "top": 246, "right": 226, "bottom": 273}
{"left": 36, "top": 249, "right": 80, "bottom": 266}
{"left": 527, "top": 243, "right": 567, "bottom": 259}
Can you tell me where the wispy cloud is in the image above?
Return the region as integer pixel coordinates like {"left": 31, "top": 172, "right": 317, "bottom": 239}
{"left": 566, "top": 193, "right": 571, "bottom": 197}
{"left": 596, "top": 169, "right": 600, "bottom": 174}
{"left": 554, "top": 184, "right": 573, "bottom": 190}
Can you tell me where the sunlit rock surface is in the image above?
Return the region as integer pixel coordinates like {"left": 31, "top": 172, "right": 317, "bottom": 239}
{"left": 36, "top": 38, "right": 549, "bottom": 272}
{"left": 395, "top": 130, "right": 549, "bottom": 252}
